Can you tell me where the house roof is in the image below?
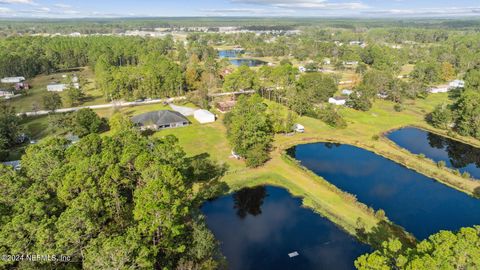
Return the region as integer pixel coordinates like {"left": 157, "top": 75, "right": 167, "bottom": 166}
{"left": 132, "top": 110, "right": 189, "bottom": 127}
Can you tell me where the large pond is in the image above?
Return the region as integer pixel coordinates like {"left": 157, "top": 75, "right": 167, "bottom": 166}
{"left": 387, "top": 127, "right": 480, "bottom": 179}
{"left": 289, "top": 143, "right": 480, "bottom": 240}
{"left": 202, "top": 186, "right": 370, "bottom": 270}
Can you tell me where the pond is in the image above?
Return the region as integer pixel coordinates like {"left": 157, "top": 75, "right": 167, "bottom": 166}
{"left": 218, "top": 49, "right": 244, "bottom": 58}
{"left": 289, "top": 143, "right": 480, "bottom": 240}
{"left": 387, "top": 127, "right": 480, "bottom": 179}
{"left": 229, "top": 58, "right": 267, "bottom": 67}
{"left": 202, "top": 186, "right": 371, "bottom": 270}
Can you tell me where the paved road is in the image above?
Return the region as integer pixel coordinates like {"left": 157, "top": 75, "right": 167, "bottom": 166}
{"left": 18, "top": 96, "right": 186, "bottom": 117}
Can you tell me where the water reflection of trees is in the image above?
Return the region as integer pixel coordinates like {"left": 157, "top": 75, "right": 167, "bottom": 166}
{"left": 427, "top": 133, "right": 480, "bottom": 168}
{"left": 233, "top": 186, "right": 268, "bottom": 219}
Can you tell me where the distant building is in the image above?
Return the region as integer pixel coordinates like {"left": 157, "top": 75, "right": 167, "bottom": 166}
{"left": 1, "top": 77, "right": 25, "bottom": 84}
{"left": 15, "top": 82, "right": 29, "bottom": 90}
{"left": 328, "top": 97, "right": 347, "bottom": 106}
{"left": 47, "top": 83, "right": 80, "bottom": 92}
{"left": 216, "top": 100, "right": 236, "bottom": 113}
{"left": 0, "top": 90, "right": 14, "bottom": 98}
{"left": 429, "top": 86, "right": 449, "bottom": 94}
{"left": 194, "top": 109, "right": 216, "bottom": 124}
{"left": 47, "top": 83, "right": 67, "bottom": 92}
{"left": 323, "top": 58, "right": 331, "bottom": 65}
{"left": 298, "top": 66, "right": 307, "bottom": 73}
{"left": 449, "top": 80, "right": 465, "bottom": 89}
{"left": 2, "top": 160, "right": 21, "bottom": 171}
{"left": 342, "top": 89, "right": 353, "bottom": 96}
{"left": 343, "top": 61, "right": 359, "bottom": 66}
{"left": 132, "top": 110, "right": 189, "bottom": 131}
{"left": 65, "top": 134, "right": 80, "bottom": 144}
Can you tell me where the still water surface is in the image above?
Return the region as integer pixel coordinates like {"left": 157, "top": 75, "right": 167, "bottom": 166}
{"left": 388, "top": 127, "right": 480, "bottom": 179}
{"left": 289, "top": 143, "right": 480, "bottom": 240}
{"left": 202, "top": 186, "right": 370, "bottom": 270}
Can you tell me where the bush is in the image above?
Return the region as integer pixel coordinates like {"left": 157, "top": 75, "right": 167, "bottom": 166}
{"left": 393, "top": 103, "right": 404, "bottom": 112}
{"left": 437, "top": 160, "right": 446, "bottom": 168}
{"left": 418, "top": 153, "right": 426, "bottom": 159}
{"left": 462, "top": 172, "right": 471, "bottom": 179}
{"left": 245, "top": 145, "right": 270, "bottom": 168}
{"left": 313, "top": 105, "right": 347, "bottom": 128}
{"left": 372, "top": 134, "right": 380, "bottom": 141}
{"left": 375, "top": 209, "right": 386, "bottom": 220}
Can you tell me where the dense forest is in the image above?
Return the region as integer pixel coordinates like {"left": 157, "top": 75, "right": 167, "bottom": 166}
{"left": 0, "top": 118, "right": 227, "bottom": 269}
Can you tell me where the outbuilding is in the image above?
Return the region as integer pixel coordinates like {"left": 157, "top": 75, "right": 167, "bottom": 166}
{"left": 194, "top": 109, "right": 215, "bottom": 124}
{"left": 328, "top": 97, "right": 347, "bottom": 106}
{"left": 2, "top": 160, "right": 21, "bottom": 171}
{"left": 293, "top": 124, "right": 305, "bottom": 133}
{"left": 1, "top": 77, "right": 25, "bottom": 84}
{"left": 132, "top": 110, "right": 190, "bottom": 131}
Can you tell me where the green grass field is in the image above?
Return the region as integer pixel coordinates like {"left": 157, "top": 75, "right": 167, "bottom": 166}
{"left": 5, "top": 67, "right": 106, "bottom": 113}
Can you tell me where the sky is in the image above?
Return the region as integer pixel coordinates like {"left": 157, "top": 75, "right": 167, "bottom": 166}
{"left": 0, "top": 0, "right": 479, "bottom": 18}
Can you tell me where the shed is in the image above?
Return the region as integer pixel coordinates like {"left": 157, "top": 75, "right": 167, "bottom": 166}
{"left": 1, "top": 77, "right": 25, "bottom": 84}
{"left": 194, "top": 109, "right": 215, "bottom": 124}
{"left": 328, "top": 97, "right": 347, "bottom": 106}
{"left": 47, "top": 83, "right": 67, "bottom": 92}
{"left": 429, "top": 86, "right": 449, "bottom": 94}
{"left": 216, "top": 100, "right": 236, "bottom": 113}
{"left": 132, "top": 110, "right": 189, "bottom": 131}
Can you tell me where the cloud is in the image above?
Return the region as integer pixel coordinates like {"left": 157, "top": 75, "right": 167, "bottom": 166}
{"left": 230, "top": 0, "right": 368, "bottom": 10}
{"left": 362, "top": 6, "right": 480, "bottom": 17}
{"left": 200, "top": 7, "right": 295, "bottom": 16}
{"left": 53, "top": 3, "right": 72, "bottom": 9}
{"left": 0, "top": 0, "right": 35, "bottom": 4}
{"left": 0, "top": 7, "right": 11, "bottom": 13}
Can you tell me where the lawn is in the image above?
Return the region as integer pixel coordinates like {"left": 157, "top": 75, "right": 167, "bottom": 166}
{"left": 5, "top": 67, "right": 106, "bottom": 113}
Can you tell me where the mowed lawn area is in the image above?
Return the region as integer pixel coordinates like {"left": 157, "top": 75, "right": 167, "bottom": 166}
{"left": 5, "top": 67, "right": 105, "bottom": 113}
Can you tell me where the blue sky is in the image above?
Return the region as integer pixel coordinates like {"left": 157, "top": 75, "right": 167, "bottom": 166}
{"left": 0, "top": 0, "right": 479, "bottom": 18}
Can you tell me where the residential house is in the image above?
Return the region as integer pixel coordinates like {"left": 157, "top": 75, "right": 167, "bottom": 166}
{"left": 449, "top": 80, "right": 465, "bottom": 89}
{"left": 132, "top": 110, "right": 190, "bottom": 131}
{"left": 1, "top": 77, "right": 25, "bottom": 84}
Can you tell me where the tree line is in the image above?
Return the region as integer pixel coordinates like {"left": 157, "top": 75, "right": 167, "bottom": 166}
{"left": 0, "top": 118, "right": 227, "bottom": 269}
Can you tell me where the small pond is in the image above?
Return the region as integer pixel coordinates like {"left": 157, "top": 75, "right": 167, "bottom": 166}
{"left": 229, "top": 58, "right": 266, "bottom": 67}
{"left": 388, "top": 127, "right": 480, "bottom": 179}
{"left": 202, "top": 186, "right": 371, "bottom": 270}
{"left": 218, "top": 49, "right": 244, "bottom": 58}
{"left": 289, "top": 143, "right": 480, "bottom": 240}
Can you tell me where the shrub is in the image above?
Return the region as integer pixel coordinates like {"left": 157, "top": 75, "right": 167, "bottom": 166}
{"left": 437, "top": 160, "right": 446, "bottom": 169}
{"left": 394, "top": 104, "right": 404, "bottom": 112}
